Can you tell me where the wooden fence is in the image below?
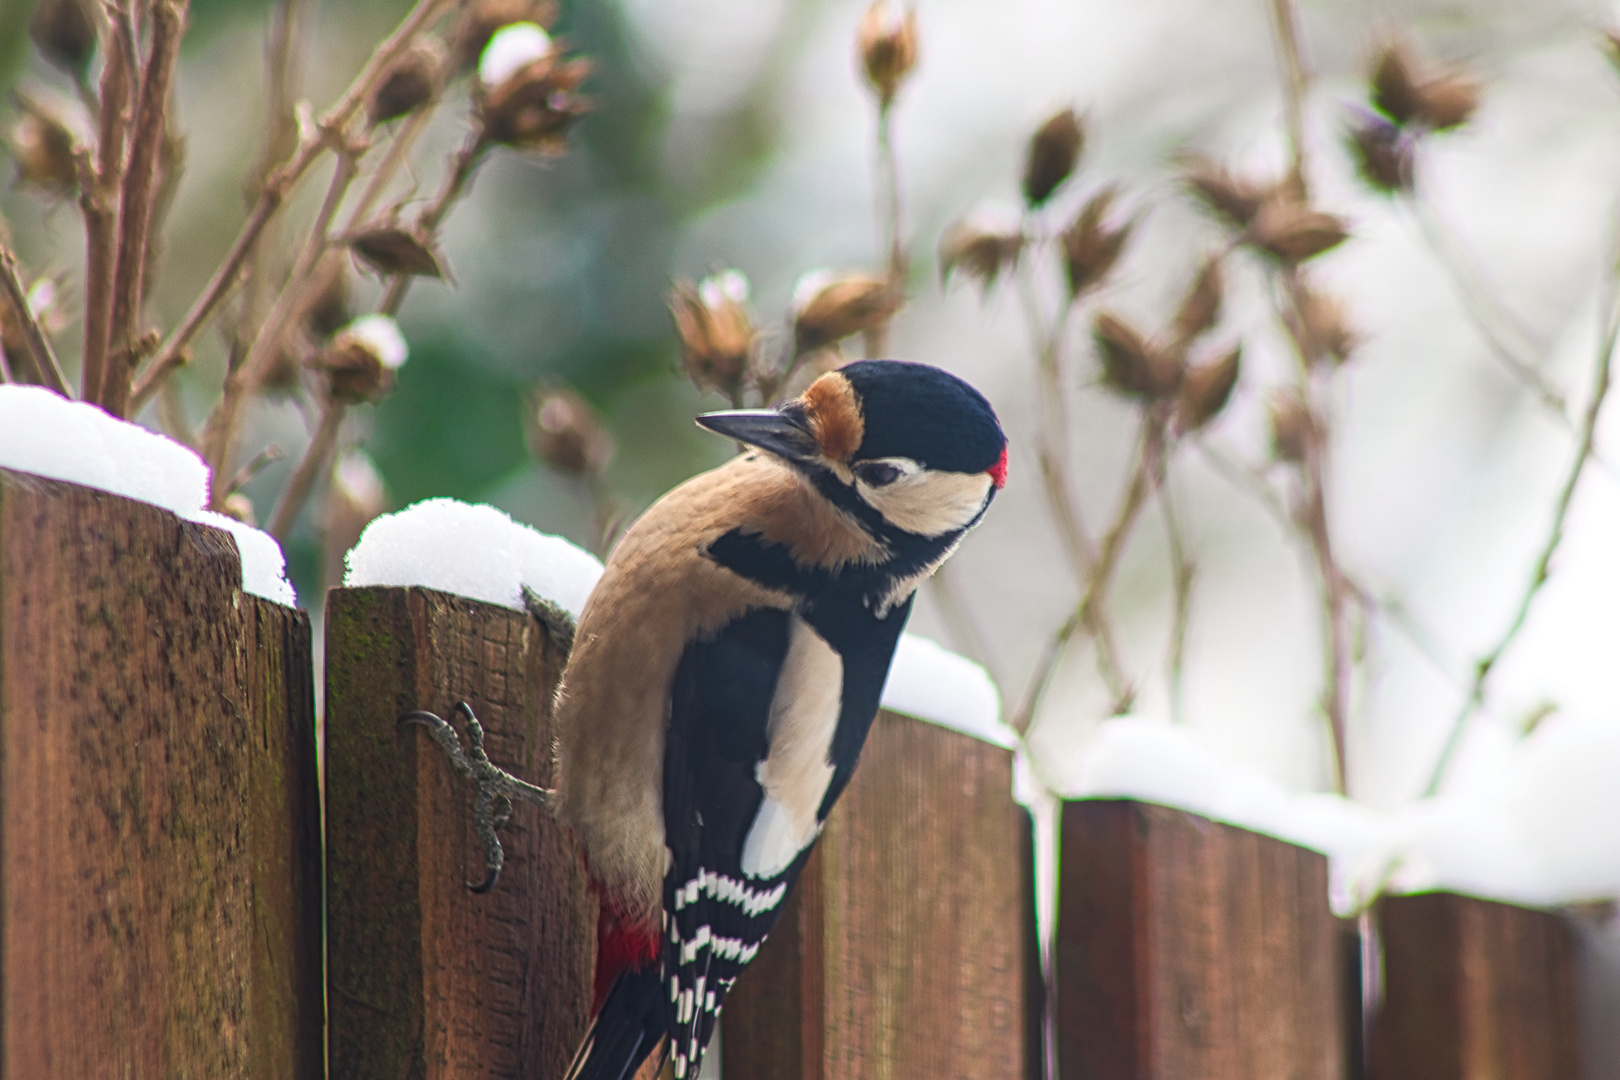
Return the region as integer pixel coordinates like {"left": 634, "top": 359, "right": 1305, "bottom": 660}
{"left": 0, "top": 473, "right": 1602, "bottom": 1079}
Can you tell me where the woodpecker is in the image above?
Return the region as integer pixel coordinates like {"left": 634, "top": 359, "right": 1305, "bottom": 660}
{"left": 407, "top": 359, "right": 1007, "bottom": 1080}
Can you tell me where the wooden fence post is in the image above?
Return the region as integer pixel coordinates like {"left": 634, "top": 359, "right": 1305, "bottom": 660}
{"left": 1055, "top": 799, "right": 1346, "bottom": 1080}
{"left": 324, "top": 585, "right": 595, "bottom": 1080}
{"left": 1368, "top": 892, "right": 1580, "bottom": 1080}
{"left": 0, "top": 469, "right": 322, "bottom": 1078}
{"left": 722, "top": 711, "right": 1031, "bottom": 1080}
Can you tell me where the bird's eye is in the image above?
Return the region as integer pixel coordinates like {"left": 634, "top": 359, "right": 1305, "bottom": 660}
{"left": 854, "top": 462, "right": 903, "bottom": 487}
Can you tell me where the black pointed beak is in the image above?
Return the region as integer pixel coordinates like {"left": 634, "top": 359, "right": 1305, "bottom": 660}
{"left": 696, "top": 408, "right": 820, "bottom": 463}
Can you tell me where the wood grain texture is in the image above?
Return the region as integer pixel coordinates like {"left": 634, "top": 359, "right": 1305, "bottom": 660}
{"left": 1369, "top": 892, "right": 1580, "bottom": 1080}
{"left": 1056, "top": 799, "right": 1345, "bottom": 1080}
{"left": 723, "top": 711, "right": 1029, "bottom": 1080}
{"left": 0, "top": 469, "right": 321, "bottom": 1078}
{"left": 324, "top": 585, "right": 595, "bottom": 1080}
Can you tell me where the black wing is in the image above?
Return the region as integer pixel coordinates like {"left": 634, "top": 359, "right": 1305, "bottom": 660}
{"left": 661, "top": 606, "right": 812, "bottom": 1080}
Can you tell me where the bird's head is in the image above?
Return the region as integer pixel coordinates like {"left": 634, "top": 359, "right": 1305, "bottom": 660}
{"left": 697, "top": 360, "right": 1008, "bottom": 540}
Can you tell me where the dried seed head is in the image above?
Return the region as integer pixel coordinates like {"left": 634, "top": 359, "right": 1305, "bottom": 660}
{"left": 792, "top": 271, "right": 902, "bottom": 352}
{"left": 1371, "top": 40, "right": 1481, "bottom": 132}
{"left": 1061, "top": 186, "right": 1132, "bottom": 297}
{"left": 305, "top": 270, "right": 351, "bottom": 339}
{"left": 29, "top": 0, "right": 95, "bottom": 77}
{"left": 1268, "top": 388, "right": 1311, "bottom": 463}
{"left": 1183, "top": 157, "right": 1267, "bottom": 229}
{"left": 670, "top": 270, "right": 754, "bottom": 396}
{"left": 369, "top": 38, "right": 444, "bottom": 127}
{"left": 528, "top": 384, "right": 614, "bottom": 476}
{"left": 346, "top": 226, "right": 447, "bottom": 279}
{"left": 457, "top": 0, "right": 558, "bottom": 71}
{"left": 319, "top": 315, "right": 408, "bottom": 403}
{"left": 1247, "top": 200, "right": 1350, "bottom": 264}
{"left": 1175, "top": 345, "right": 1241, "bottom": 433}
{"left": 477, "top": 41, "right": 592, "bottom": 153}
{"left": 1291, "top": 286, "right": 1357, "bottom": 365}
{"left": 857, "top": 2, "right": 918, "bottom": 110}
{"left": 1094, "top": 311, "right": 1180, "bottom": 399}
{"left": 1413, "top": 69, "right": 1481, "bottom": 131}
{"left": 1371, "top": 42, "right": 1422, "bottom": 126}
{"left": 939, "top": 211, "right": 1024, "bottom": 293}
{"left": 1347, "top": 111, "right": 1413, "bottom": 194}
{"left": 1023, "top": 108, "right": 1084, "bottom": 208}
{"left": 1171, "top": 256, "right": 1224, "bottom": 344}
{"left": 220, "top": 493, "right": 258, "bottom": 527}
{"left": 7, "top": 93, "right": 80, "bottom": 193}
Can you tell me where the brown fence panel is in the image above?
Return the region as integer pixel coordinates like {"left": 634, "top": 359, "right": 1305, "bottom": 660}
{"left": 1369, "top": 891, "right": 1580, "bottom": 1080}
{"left": 1056, "top": 799, "right": 1345, "bottom": 1080}
{"left": 0, "top": 469, "right": 321, "bottom": 1078}
{"left": 723, "top": 711, "right": 1030, "bottom": 1080}
{"left": 324, "top": 585, "right": 594, "bottom": 1080}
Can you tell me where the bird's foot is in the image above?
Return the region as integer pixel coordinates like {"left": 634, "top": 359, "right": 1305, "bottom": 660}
{"left": 522, "top": 585, "right": 577, "bottom": 657}
{"left": 398, "top": 701, "right": 553, "bottom": 893}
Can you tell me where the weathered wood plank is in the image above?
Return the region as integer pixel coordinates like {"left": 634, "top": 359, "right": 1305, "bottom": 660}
{"left": 1368, "top": 891, "right": 1580, "bottom": 1080}
{"left": 723, "top": 711, "right": 1029, "bottom": 1080}
{"left": 1056, "top": 799, "right": 1345, "bottom": 1080}
{"left": 324, "top": 585, "right": 594, "bottom": 1080}
{"left": 0, "top": 469, "right": 321, "bottom": 1078}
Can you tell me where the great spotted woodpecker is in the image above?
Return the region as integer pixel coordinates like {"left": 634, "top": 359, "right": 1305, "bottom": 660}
{"left": 406, "top": 359, "right": 1006, "bottom": 1080}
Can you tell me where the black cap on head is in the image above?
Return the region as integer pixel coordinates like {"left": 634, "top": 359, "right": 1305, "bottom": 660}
{"left": 839, "top": 360, "right": 1005, "bottom": 474}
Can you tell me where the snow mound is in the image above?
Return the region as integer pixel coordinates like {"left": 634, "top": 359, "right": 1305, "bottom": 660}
{"left": 0, "top": 385, "right": 295, "bottom": 606}
{"left": 343, "top": 498, "right": 603, "bottom": 619}
{"left": 1063, "top": 714, "right": 1620, "bottom": 912}
{"left": 881, "top": 633, "right": 1013, "bottom": 747}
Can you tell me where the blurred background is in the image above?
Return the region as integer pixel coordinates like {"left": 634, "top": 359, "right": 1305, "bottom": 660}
{"left": 3, "top": 0, "right": 1620, "bottom": 886}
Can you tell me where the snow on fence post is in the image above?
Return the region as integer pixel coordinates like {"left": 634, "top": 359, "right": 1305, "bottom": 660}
{"left": 324, "top": 584, "right": 595, "bottom": 1080}
{"left": 1367, "top": 891, "right": 1580, "bottom": 1079}
{"left": 722, "top": 709, "right": 1033, "bottom": 1080}
{"left": 1055, "top": 799, "right": 1347, "bottom": 1080}
{"left": 0, "top": 469, "right": 322, "bottom": 1078}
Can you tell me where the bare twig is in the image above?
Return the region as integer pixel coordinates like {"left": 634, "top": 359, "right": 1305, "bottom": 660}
{"left": 226, "top": 443, "right": 285, "bottom": 497}
{"left": 377, "top": 129, "right": 491, "bottom": 316}
{"left": 1015, "top": 257, "right": 1134, "bottom": 709}
{"left": 201, "top": 143, "right": 363, "bottom": 501}
{"left": 130, "top": 0, "right": 456, "bottom": 405}
{"left": 79, "top": 2, "right": 136, "bottom": 402}
{"left": 1012, "top": 411, "right": 1165, "bottom": 733}
{"left": 268, "top": 400, "right": 346, "bottom": 539}
{"left": 1405, "top": 194, "right": 1569, "bottom": 418}
{"left": 1423, "top": 247, "right": 1620, "bottom": 797}
{"left": 864, "top": 105, "right": 906, "bottom": 358}
{"left": 1156, "top": 464, "right": 1195, "bottom": 724}
{"left": 104, "top": 0, "right": 189, "bottom": 417}
{"left": 0, "top": 246, "right": 70, "bottom": 395}
{"left": 1266, "top": 0, "right": 1311, "bottom": 189}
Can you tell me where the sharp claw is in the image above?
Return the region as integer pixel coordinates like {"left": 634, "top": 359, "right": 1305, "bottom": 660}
{"left": 398, "top": 709, "right": 446, "bottom": 732}
{"left": 468, "top": 867, "right": 502, "bottom": 894}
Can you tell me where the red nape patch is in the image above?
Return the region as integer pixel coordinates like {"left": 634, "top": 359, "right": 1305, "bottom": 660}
{"left": 593, "top": 897, "right": 660, "bottom": 1013}
{"left": 987, "top": 445, "right": 1009, "bottom": 489}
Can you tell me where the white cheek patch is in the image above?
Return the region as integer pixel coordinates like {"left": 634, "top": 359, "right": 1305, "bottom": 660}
{"left": 740, "top": 616, "right": 842, "bottom": 879}
{"left": 862, "top": 469, "right": 995, "bottom": 537}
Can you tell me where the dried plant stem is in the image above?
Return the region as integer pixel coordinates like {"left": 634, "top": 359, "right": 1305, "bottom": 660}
{"left": 1266, "top": 0, "right": 1311, "bottom": 187}
{"left": 1156, "top": 465, "right": 1195, "bottom": 724}
{"left": 1012, "top": 412, "right": 1164, "bottom": 734}
{"left": 1422, "top": 264, "right": 1620, "bottom": 797}
{"left": 130, "top": 0, "right": 455, "bottom": 404}
{"left": 1015, "top": 261, "right": 1133, "bottom": 709}
{"left": 268, "top": 399, "right": 346, "bottom": 539}
{"left": 79, "top": 2, "right": 136, "bottom": 403}
{"left": 104, "top": 0, "right": 189, "bottom": 417}
{"left": 1406, "top": 194, "right": 1569, "bottom": 418}
{"left": 226, "top": 443, "right": 284, "bottom": 497}
{"left": 0, "top": 245, "right": 70, "bottom": 395}
{"left": 863, "top": 105, "right": 906, "bottom": 359}
{"left": 927, "top": 563, "right": 1001, "bottom": 686}
{"left": 378, "top": 130, "right": 492, "bottom": 316}
{"left": 201, "top": 146, "right": 362, "bottom": 502}
{"left": 251, "top": 0, "right": 308, "bottom": 197}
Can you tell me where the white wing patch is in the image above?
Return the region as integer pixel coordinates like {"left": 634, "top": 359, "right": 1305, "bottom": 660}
{"left": 740, "top": 616, "right": 842, "bottom": 879}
